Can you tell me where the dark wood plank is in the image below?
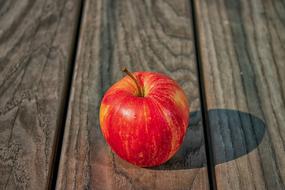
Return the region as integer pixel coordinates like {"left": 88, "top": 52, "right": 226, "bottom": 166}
{"left": 0, "top": 0, "right": 81, "bottom": 189}
{"left": 56, "top": 0, "right": 209, "bottom": 189}
{"left": 194, "top": 0, "right": 285, "bottom": 189}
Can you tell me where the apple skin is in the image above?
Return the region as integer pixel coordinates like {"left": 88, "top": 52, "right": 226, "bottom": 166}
{"left": 99, "top": 71, "right": 189, "bottom": 167}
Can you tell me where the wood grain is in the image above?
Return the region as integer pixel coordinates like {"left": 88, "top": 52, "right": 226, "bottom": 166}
{"left": 56, "top": 0, "right": 209, "bottom": 189}
{"left": 0, "top": 0, "right": 81, "bottom": 189}
{"left": 194, "top": 0, "right": 285, "bottom": 189}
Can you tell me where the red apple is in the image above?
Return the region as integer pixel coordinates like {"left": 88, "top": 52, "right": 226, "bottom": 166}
{"left": 99, "top": 69, "right": 189, "bottom": 167}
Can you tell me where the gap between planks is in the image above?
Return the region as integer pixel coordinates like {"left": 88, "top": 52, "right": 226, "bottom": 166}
{"left": 190, "top": 0, "right": 217, "bottom": 189}
{"left": 48, "top": 0, "right": 86, "bottom": 189}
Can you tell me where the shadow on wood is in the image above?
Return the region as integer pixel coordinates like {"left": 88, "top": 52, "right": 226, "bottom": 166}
{"left": 152, "top": 109, "right": 266, "bottom": 170}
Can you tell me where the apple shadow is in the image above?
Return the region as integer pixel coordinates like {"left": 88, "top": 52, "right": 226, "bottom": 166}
{"left": 151, "top": 109, "right": 266, "bottom": 170}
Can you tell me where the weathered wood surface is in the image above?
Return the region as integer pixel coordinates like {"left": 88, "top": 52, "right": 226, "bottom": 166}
{"left": 194, "top": 0, "right": 285, "bottom": 189}
{"left": 56, "top": 0, "right": 209, "bottom": 189}
{"left": 0, "top": 0, "right": 81, "bottom": 189}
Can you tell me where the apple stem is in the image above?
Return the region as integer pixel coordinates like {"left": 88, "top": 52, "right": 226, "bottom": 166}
{"left": 122, "top": 68, "right": 144, "bottom": 97}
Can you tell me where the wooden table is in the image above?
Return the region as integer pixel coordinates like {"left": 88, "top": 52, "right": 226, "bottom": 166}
{"left": 0, "top": 0, "right": 284, "bottom": 189}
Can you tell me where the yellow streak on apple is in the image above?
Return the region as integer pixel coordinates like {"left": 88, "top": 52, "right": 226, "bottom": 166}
{"left": 100, "top": 103, "right": 110, "bottom": 139}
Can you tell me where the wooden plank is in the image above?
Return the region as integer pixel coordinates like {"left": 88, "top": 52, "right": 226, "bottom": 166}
{"left": 194, "top": 0, "right": 285, "bottom": 189}
{"left": 0, "top": 0, "right": 81, "bottom": 189}
{"left": 56, "top": 0, "right": 210, "bottom": 189}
